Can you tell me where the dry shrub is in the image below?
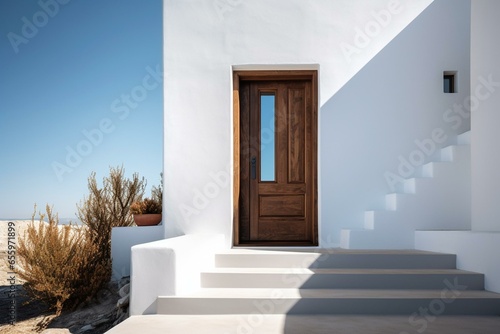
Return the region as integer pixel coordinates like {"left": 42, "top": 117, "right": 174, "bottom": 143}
{"left": 77, "top": 166, "right": 146, "bottom": 279}
{"left": 130, "top": 175, "right": 163, "bottom": 215}
{"left": 17, "top": 205, "right": 109, "bottom": 315}
{"left": 130, "top": 198, "right": 162, "bottom": 214}
{"left": 17, "top": 166, "right": 147, "bottom": 315}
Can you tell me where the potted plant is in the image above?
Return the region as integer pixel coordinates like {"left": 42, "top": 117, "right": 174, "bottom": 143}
{"left": 130, "top": 181, "right": 162, "bottom": 226}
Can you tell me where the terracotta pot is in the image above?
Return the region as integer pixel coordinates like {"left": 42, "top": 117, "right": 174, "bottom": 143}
{"left": 133, "top": 214, "right": 162, "bottom": 226}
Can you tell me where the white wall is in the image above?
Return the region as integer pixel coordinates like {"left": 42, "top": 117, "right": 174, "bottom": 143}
{"left": 321, "top": 0, "right": 471, "bottom": 245}
{"left": 471, "top": 0, "right": 500, "bottom": 231}
{"left": 130, "top": 234, "right": 225, "bottom": 315}
{"left": 163, "top": 0, "right": 470, "bottom": 246}
{"left": 111, "top": 225, "right": 164, "bottom": 280}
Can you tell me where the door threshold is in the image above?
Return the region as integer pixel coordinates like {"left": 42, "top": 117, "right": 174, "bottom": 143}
{"left": 233, "top": 241, "right": 319, "bottom": 248}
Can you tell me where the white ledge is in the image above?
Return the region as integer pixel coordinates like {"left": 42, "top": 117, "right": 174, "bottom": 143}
{"left": 130, "top": 234, "right": 225, "bottom": 315}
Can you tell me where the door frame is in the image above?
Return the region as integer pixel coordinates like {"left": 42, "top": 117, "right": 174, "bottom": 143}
{"left": 232, "top": 70, "right": 318, "bottom": 246}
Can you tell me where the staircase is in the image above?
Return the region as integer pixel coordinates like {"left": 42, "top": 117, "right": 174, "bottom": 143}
{"left": 157, "top": 248, "right": 500, "bottom": 316}
{"left": 341, "top": 131, "right": 471, "bottom": 249}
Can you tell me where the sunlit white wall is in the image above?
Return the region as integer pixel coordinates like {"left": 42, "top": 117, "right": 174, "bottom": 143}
{"left": 162, "top": 0, "right": 470, "bottom": 246}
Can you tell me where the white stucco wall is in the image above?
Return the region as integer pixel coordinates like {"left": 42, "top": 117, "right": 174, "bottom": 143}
{"left": 321, "top": 0, "right": 470, "bottom": 244}
{"left": 130, "top": 234, "right": 225, "bottom": 315}
{"left": 163, "top": 0, "right": 471, "bottom": 247}
{"left": 471, "top": 0, "right": 500, "bottom": 232}
{"left": 111, "top": 225, "right": 164, "bottom": 280}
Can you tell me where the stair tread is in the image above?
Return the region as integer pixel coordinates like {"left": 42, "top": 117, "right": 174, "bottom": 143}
{"left": 204, "top": 268, "right": 478, "bottom": 275}
{"left": 216, "top": 249, "right": 457, "bottom": 268}
{"left": 161, "top": 288, "right": 500, "bottom": 299}
{"left": 218, "top": 249, "right": 452, "bottom": 255}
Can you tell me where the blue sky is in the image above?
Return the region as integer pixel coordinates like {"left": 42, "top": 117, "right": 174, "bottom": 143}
{"left": 0, "top": 0, "right": 163, "bottom": 219}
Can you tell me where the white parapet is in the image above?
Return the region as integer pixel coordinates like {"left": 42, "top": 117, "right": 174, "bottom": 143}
{"left": 111, "top": 225, "right": 164, "bottom": 280}
{"left": 129, "top": 234, "right": 225, "bottom": 315}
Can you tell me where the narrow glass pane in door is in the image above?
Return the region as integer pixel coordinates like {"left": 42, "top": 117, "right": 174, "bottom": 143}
{"left": 260, "top": 94, "right": 275, "bottom": 182}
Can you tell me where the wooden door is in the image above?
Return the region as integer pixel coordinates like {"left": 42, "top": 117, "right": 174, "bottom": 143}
{"left": 235, "top": 72, "right": 317, "bottom": 246}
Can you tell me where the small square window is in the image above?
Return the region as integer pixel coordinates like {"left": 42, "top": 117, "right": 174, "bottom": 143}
{"left": 444, "top": 71, "right": 457, "bottom": 93}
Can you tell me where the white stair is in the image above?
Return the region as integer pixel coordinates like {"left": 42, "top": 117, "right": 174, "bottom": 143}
{"left": 201, "top": 268, "right": 484, "bottom": 289}
{"left": 341, "top": 131, "right": 471, "bottom": 249}
{"left": 157, "top": 249, "right": 500, "bottom": 316}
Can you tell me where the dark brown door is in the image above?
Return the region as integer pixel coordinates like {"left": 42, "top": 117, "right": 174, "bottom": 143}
{"left": 237, "top": 73, "right": 317, "bottom": 246}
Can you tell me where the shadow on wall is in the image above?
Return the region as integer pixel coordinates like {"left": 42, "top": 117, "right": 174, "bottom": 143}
{"left": 318, "top": 0, "right": 470, "bottom": 246}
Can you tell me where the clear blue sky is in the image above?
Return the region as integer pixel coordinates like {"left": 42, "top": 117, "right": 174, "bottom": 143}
{"left": 0, "top": 0, "right": 163, "bottom": 220}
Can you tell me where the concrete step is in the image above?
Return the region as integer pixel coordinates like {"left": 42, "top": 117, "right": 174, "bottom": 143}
{"left": 457, "top": 130, "right": 471, "bottom": 145}
{"left": 345, "top": 133, "right": 471, "bottom": 250}
{"left": 106, "top": 314, "right": 500, "bottom": 334}
{"left": 214, "top": 249, "right": 457, "bottom": 269}
{"left": 157, "top": 288, "right": 500, "bottom": 315}
{"left": 384, "top": 193, "right": 413, "bottom": 211}
{"left": 201, "top": 268, "right": 484, "bottom": 290}
{"left": 404, "top": 177, "right": 434, "bottom": 194}
{"left": 440, "top": 144, "right": 470, "bottom": 162}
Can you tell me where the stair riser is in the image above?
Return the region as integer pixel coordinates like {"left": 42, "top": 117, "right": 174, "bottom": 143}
{"left": 215, "top": 254, "right": 457, "bottom": 269}
{"left": 201, "top": 273, "right": 484, "bottom": 290}
{"left": 157, "top": 298, "right": 500, "bottom": 315}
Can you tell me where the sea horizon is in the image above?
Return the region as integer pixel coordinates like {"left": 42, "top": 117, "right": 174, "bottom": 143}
{"left": 0, "top": 218, "right": 82, "bottom": 225}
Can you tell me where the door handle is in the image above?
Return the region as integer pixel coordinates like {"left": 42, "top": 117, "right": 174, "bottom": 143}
{"left": 251, "top": 156, "right": 256, "bottom": 180}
